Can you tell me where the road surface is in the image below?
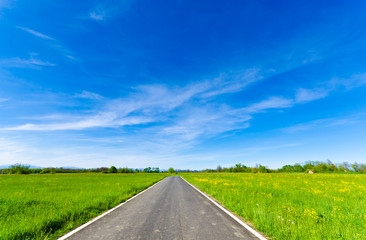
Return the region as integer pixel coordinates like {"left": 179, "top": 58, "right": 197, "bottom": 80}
{"left": 64, "top": 176, "right": 261, "bottom": 240}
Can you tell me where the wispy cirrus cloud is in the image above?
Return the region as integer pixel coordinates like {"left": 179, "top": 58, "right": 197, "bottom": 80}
{"left": 3, "top": 70, "right": 366, "bottom": 154}
{"left": 1, "top": 70, "right": 258, "bottom": 137}
{"left": 161, "top": 105, "right": 251, "bottom": 141}
{"left": 294, "top": 73, "right": 366, "bottom": 104}
{"left": 283, "top": 117, "right": 361, "bottom": 133}
{"left": 240, "top": 96, "right": 294, "bottom": 113}
{"left": 87, "top": 1, "right": 133, "bottom": 22}
{"left": 89, "top": 8, "right": 106, "bottom": 21}
{"left": 295, "top": 87, "right": 330, "bottom": 103}
{"left": 74, "top": 90, "right": 103, "bottom": 100}
{"left": 4, "top": 114, "right": 152, "bottom": 131}
{"left": 16, "top": 26, "right": 77, "bottom": 60}
{"left": 199, "top": 69, "right": 261, "bottom": 98}
{"left": 16, "top": 26, "right": 54, "bottom": 40}
{"left": 329, "top": 73, "right": 366, "bottom": 90}
{"left": 0, "top": 57, "right": 55, "bottom": 69}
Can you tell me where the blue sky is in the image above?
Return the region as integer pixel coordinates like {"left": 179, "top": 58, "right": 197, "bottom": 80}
{"left": 1, "top": 0, "right": 366, "bottom": 169}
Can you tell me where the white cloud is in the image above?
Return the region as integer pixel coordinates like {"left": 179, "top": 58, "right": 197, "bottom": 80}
{"left": 74, "top": 90, "right": 103, "bottom": 100}
{"left": 51, "top": 44, "right": 77, "bottom": 61}
{"left": 16, "top": 27, "right": 77, "bottom": 60}
{"left": 9, "top": 69, "right": 364, "bottom": 153}
{"left": 240, "top": 96, "right": 294, "bottom": 113}
{"left": 295, "top": 87, "right": 330, "bottom": 103}
{"left": 283, "top": 117, "right": 360, "bottom": 133}
{"left": 19, "top": 114, "right": 73, "bottom": 121}
{"left": 329, "top": 73, "right": 366, "bottom": 90}
{"left": 89, "top": 8, "right": 106, "bottom": 21}
{"left": 1, "top": 70, "right": 258, "bottom": 146}
{"left": 0, "top": 137, "right": 32, "bottom": 165}
{"left": 199, "top": 69, "right": 261, "bottom": 98}
{"left": 4, "top": 113, "right": 153, "bottom": 131}
{"left": 294, "top": 73, "right": 366, "bottom": 104}
{"left": 0, "top": 98, "right": 9, "bottom": 103}
{"left": 160, "top": 105, "right": 251, "bottom": 142}
{"left": 17, "top": 26, "right": 54, "bottom": 40}
{"left": 0, "top": 57, "right": 55, "bottom": 69}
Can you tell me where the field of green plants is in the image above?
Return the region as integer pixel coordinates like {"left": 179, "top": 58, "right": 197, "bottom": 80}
{"left": 182, "top": 173, "right": 366, "bottom": 240}
{"left": 0, "top": 173, "right": 166, "bottom": 240}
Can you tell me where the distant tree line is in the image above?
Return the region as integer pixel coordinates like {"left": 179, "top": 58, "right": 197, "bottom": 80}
{"left": 0, "top": 164, "right": 162, "bottom": 175}
{"left": 2, "top": 161, "right": 366, "bottom": 175}
{"left": 206, "top": 163, "right": 272, "bottom": 173}
{"left": 205, "top": 160, "right": 366, "bottom": 174}
{"left": 278, "top": 160, "right": 366, "bottom": 173}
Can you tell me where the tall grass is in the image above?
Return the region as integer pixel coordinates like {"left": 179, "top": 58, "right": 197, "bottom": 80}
{"left": 0, "top": 173, "right": 166, "bottom": 240}
{"left": 182, "top": 173, "right": 366, "bottom": 240}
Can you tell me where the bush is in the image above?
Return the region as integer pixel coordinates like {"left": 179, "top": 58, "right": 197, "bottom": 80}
{"left": 108, "top": 166, "right": 118, "bottom": 173}
{"left": 9, "top": 164, "right": 30, "bottom": 174}
{"left": 258, "top": 165, "right": 269, "bottom": 173}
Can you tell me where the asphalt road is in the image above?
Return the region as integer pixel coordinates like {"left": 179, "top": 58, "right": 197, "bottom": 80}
{"left": 64, "top": 176, "right": 260, "bottom": 240}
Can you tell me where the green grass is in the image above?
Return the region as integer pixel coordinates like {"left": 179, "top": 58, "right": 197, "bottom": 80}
{"left": 181, "top": 173, "right": 366, "bottom": 240}
{"left": 0, "top": 173, "right": 166, "bottom": 240}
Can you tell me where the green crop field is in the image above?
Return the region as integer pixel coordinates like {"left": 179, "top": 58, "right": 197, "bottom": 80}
{"left": 0, "top": 173, "right": 166, "bottom": 240}
{"left": 182, "top": 173, "right": 366, "bottom": 240}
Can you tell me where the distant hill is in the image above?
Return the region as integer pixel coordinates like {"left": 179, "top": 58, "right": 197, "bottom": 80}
{"left": 58, "top": 166, "right": 84, "bottom": 169}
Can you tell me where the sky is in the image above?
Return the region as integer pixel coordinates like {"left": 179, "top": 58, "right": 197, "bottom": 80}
{"left": 1, "top": 0, "right": 366, "bottom": 169}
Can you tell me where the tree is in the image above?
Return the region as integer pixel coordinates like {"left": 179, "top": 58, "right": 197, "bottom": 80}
{"left": 108, "top": 166, "right": 118, "bottom": 173}
{"left": 143, "top": 167, "right": 152, "bottom": 173}
{"left": 258, "top": 165, "right": 269, "bottom": 173}
{"left": 168, "top": 167, "right": 175, "bottom": 174}
{"left": 9, "top": 164, "right": 30, "bottom": 174}
{"left": 303, "top": 161, "right": 315, "bottom": 172}
{"left": 352, "top": 163, "right": 360, "bottom": 172}
{"left": 342, "top": 162, "right": 350, "bottom": 171}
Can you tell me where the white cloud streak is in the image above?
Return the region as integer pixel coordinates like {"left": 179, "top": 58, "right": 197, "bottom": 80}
{"left": 4, "top": 70, "right": 366, "bottom": 155}
{"left": 199, "top": 69, "right": 261, "bottom": 98}
{"left": 17, "top": 26, "right": 54, "bottom": 40}
{"left": 16, "top": 26, "right": 77, "bottom": 60}
{"left": 283, "top": 117, "right": 360, "bottom": 133}
{"left": 74, "top": 90, "right": 103, "bottom": 100}
{"left": 295, "top": 88, "right": 330, "bottom": 103}
{"left": 0, "top": 57, "right": 55, "bottom": 69}
{"left": 295, "top": 73, "right": 366, "bottom": 104}
{"left": 240, "top": 96, "right": 294, "bottom": 113}
{"left": 89, "top": 8, "right": 106, "bottom": 21}
{"left": 329, "top": 73, "right": 366, "bottom": 90}
{"left": 2, "top": 70, "right": 260, "bottom": 138}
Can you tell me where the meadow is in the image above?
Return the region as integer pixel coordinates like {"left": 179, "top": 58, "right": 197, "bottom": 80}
{"left": 0, "top": 173, "right": 166, "bottom": 240}
{"left": 182, "top": 173, "right": 366, "bottom": 240}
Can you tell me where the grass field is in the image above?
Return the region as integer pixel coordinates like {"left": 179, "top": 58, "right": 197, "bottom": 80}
{"left": 0, "top": 173, "right": 166, "bottom": 240}
{"left": 182, "top": 173, "right": 366, "bottom": 240}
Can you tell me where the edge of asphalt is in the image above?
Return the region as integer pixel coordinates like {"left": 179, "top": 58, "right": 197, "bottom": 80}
{"left": 57, "top": 177, "right": 166, "bottom": 240}
{"left": 180, "top": 176, "right": 267, "bottom": 240}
